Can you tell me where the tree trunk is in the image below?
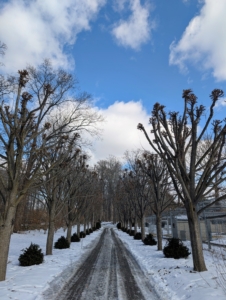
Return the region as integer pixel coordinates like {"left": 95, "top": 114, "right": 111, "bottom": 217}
{"left": 186, "top": 204, "right": 207, "bottom": 271}
{"left": 77, "top": 222, "right": 80, "bottom": 238}
{"left": 46, "top": 203, "right": 56, "bottom": 255}
{"left": 156, "top": 213, "right": 162, "bottom": 250}
{"left": 0, "top": 206, "right": 16, "bottom": 281}
{"left": 129, "top": 220, "right": 132, "bottom": 234}
{"left": 134, "top": 217, "right": 137, "bottom": 235}
{"left": 13, "top": 197, "right": 27, "bottom": 232}
{"left": 141, "top": 214, "right": 146, "bottom": 240}
{"left": 66, "top": 220, "right": 73, "bottom": 246}
{"left": 92, "top": 212, "right": 95, "bottom": 228}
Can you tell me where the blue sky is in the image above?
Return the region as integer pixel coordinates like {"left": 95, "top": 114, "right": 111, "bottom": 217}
{"left": 0, "top": 0, "right": 226, "bottom": 163}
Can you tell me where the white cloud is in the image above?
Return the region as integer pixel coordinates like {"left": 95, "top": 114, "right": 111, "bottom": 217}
{"left": 88, "top": 100, "right": 153, "bottom": 165}
{"left": 113, "top": 0, "right": 128, "bottom": 12}
{"left": 169, "top": 0, "right": 226, "bottom": 81}
{"left": 215, "top": 97, "right": 226, "bottom": 108}
{"left": 112, "top": 0, "right": 154, "bottom": 50}
{"left": 0, "top": 0, "right": 106, "bottom": 72}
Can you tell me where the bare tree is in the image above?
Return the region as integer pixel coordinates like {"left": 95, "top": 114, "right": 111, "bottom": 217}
{"left": 96, "top": 157, "right": 121, "bottom": 221}
{"left": 138, "top": 89, "right": 226, "bottom": 271}
{"left": 123, "top": 151, "right": 151, "bottom": 240}
{"left": 64, "top": 155, "right": 92, "bottom": 242}
{"left": 137, "top": 152, "right": 176, "bottom": 250}
{"left": 39, "top": 145, "right": 82, "bottom": 255}
{"left": 0, "top": 60, "right": 103, "bottom": 281}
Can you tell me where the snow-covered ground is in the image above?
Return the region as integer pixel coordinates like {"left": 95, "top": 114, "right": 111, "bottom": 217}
{"left": 0, "top": 223, "right": 225, "bottom": 300}
{"left": 0, "top": 225, "right": 104, "bottom": 300}
{"left": 115, "top": 229, "right": 226, "bottom": 300}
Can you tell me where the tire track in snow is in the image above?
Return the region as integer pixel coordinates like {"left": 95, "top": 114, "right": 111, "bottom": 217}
{"left": 56, "top": 227, "right": 157, "bottom": 300}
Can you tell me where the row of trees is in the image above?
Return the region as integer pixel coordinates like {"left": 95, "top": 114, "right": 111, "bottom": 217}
{"left": 0, "top": 60, "right": 103, "bottom": 281}
{"left": 138, "top": 89, "right": 226, "bottom": 272}
{"left": 102, "top": 89, "right": 226, "bottom": 274}
{"left": 1, "top": 40, "right": 225, "bottom": 277}
{"left": 113, "top": 150, "right": 176, "bottom": 251}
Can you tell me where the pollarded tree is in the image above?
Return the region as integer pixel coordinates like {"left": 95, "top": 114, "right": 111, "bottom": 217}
{"left": 138, "top": 89, "right": 226, "bottom": 271}
{"left": 64, "top": 156, "right": 95, "bottom": 241}
{"left": 137, "top": 152, "right": 176, "bottom": 250}
{"left": 96, "top": 157, "right": 122, "bottom": 222}
{"left": 0, "top": 60, "right": 102, "bottom": 281}
{"left": 124, "top": 151, "right": 151, "bottom": 240}
{"left": 38, "top": 144, "right": 82, "bottom": 255}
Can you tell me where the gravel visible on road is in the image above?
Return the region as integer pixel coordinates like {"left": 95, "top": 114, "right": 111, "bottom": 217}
{"left": 55, "top": 226, "right": 158, "bottom": 300}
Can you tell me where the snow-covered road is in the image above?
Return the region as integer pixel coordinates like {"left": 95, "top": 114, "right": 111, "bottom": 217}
{"left": 55, "top": 226, "right": 158, "bottom": 300}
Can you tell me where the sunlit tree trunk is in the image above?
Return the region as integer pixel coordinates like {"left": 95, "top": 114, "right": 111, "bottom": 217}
{"left": 186, "top": 203, "right": 207, "bottom": 271}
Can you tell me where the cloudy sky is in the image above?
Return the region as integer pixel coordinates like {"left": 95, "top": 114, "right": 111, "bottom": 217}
{"left": 0, "top": 0, "right": 226, "bottom": 164}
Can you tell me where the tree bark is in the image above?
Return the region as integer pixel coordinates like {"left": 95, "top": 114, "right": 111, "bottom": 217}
{"left": 77, "top": 222, "right": 80, "bottom": 238}
{"left": 134, "top": 216, "right": 137, "bottom": 235}
{"left": 46, "top": 202, "right": 56, "bottom": 255}
{"left": 129, "top": 220, "right": 132, "bottom": 234}
{"left": 0, "top": 206, "right": 16, "bottom": 281}
{"left": 156, "top": 213, "right": 162, "bottom": 250}
{"left": 186, "top": 204, "right": 207, "bottom": 271}
{"left": 13, "top": 197, "right": 27, "bottom": 232}
{"left": 141, "top": 214, "right": 146, "bottom": 240}
{"left": 92, "top": 212, "right": 95, "bottom": 228}
{"left": 66, "top": 220, "right": 73, "bottom": 246}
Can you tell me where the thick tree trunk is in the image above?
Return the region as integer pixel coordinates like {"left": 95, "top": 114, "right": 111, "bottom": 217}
{"left": 156, "top": 213, "right": 162, "bottom": 250}
{"left": 46, "top": 203, "right": 56, "bottom": 255}
{"left": 187, "top": 204, "right": 207, "bottom": 271}
{"left": 0, "top": 206, "right": 16, "bottom": 281}
{"left": 141, "top": 215, "right": 146, "bottom": 240}
{"left": 14, "top": 197, "right": 27, "bottom": 232}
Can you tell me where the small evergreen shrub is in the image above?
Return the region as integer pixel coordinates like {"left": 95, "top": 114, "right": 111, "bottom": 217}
{"left": 18, "top": 243, "right": 44, "bottom": 266}
{"left": 129, "top": 230, "right": 135, "bottom": 236}
{"left": 117, "top": 222, "right": 121, "bottom": 230}
{"left": 143, "top": 233, "right": 157, "bottom": 246}
{"left": 80, "top": 231, "right": 86, "bottom": 238}
{"left": 86, "top": 229, "right": 90, "bottom": 235}
{"left": 163, "top": 238, "right": 191, "bottom": 259}
{"left": 134, "top": 232, "right": 142, "bottom": 240}
{"left": 54, "top": 236, "right": 70, "bottom": 249}
{"left": 92, "top": 226, "right": 96, "bottom": 231}
{"left": 89, "top": 228, "right": 93, "bottom": 234}
{"left": 96, "top": 221, "right": 101, "bottom": 229}
{"left": 71, "top": 233, "right": 80, "bottom": 242}
{"left": 126, "top": 229, "right": 131, "bottom": 234}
